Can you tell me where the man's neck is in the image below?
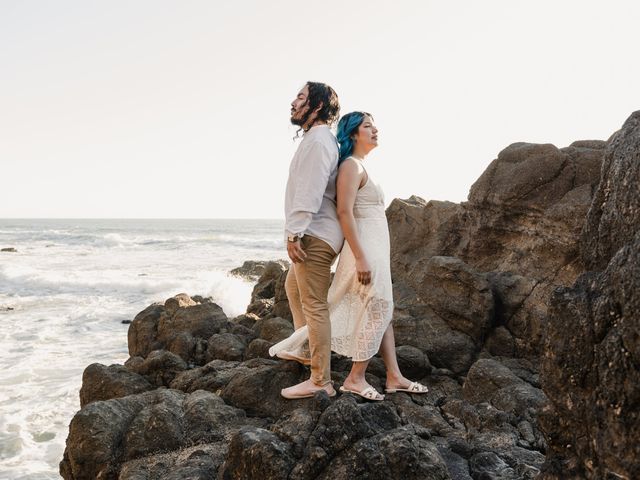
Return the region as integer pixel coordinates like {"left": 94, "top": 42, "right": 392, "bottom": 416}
{"left": 304, "top": 120, "right": 327, "bottom": 131}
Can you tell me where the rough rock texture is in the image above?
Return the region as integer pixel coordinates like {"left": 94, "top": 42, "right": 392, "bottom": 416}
{"left": 127, "top": 294, "right": 232, "bottom": 366}
{"left": 388, "top": 140, "right": 604, "bottom": 359}
{"left": 63, "top": 292, "right": 548, "bottom": 479}
{"left": 540, "top": 111, "right": 640, "bottom": 479}
{"left": 61, "top": 120, "right": 640, "bottom": 480}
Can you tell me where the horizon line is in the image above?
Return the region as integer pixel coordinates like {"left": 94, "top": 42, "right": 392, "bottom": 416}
{"left": 0, "top": 217, "right": 284, "bottom": 221}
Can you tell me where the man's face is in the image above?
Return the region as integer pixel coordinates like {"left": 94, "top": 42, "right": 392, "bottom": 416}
{"left": 290, "top": 85, "right": 311, "bottom": 127}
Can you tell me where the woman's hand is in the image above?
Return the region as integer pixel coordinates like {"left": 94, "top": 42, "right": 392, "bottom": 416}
{"left": 356, "top": 257, "right": 372, "bottom": 285}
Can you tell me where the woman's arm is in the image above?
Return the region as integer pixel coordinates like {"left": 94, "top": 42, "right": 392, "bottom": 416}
{"left": 336, "top": 159, "right": 371, "bottom": 285}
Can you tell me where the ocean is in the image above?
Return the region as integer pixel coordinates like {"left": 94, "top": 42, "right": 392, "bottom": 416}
{"left": 0, "top": 218, "right": 286, "bottom": 479}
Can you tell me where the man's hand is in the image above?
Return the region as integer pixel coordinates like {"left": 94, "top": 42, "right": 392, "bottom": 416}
{"left": 287, "top": 240, "right": 307, "bottom": 263}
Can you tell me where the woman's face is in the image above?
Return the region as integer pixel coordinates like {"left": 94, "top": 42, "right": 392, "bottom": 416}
{"left": 353, "top": 115, "right": 378, "bottom": 152}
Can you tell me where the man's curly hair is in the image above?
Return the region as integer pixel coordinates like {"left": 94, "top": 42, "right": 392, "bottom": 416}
{"left": 294, "top": 82, "right": 340, "bottom": 135}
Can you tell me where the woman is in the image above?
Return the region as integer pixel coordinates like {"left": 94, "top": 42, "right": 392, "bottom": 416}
{"left": 270, "top": 112, "right": 428, "bottom": 401}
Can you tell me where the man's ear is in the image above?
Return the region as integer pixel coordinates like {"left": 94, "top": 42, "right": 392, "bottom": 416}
{"left": 313, "top": 102, "right": 324, "bottom": 113}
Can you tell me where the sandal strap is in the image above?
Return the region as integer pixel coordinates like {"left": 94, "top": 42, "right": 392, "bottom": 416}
{"left": 409, "top": 382, "right": 427, "bottom": 392}
{"left": 361, "top": 386, "right": 382, "bottom": 399}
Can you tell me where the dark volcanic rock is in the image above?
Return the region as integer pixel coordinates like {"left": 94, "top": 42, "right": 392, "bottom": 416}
{"left": 127, "top": 294, "right": 231, "bottom": 366}
{"left": 581, "top": 113, "right": 640, "bottom": 270}
{"left": 63, "top": 122, "right": 631, "bottom": 480}
{"left": 314, "top": 425, "right": 451, "bottom": 480}
{"left": 388, "top": 139, "right": 603, "bottom": 357}
{"left": 220, "top": 358, "right": 311, "bottom": 418}
{"left": 230, "top": 260, "right": 288, "bottom": 281}
{"left": 540, "top": 112, "right": 640, "bottom": 480}
{"left": 125, "top": 349, "right": 188, "bottom": 387}
{"left": 79, "top": 363, "right": 153, "bottom": 407}
{"left": 60, "top": 389, "right": 247, "bottom": 480}
{"left": 206, "top": 333, "right": 247, "bottom": 362}
{"left": 271, "top": 267, "right": 293, "bottom": 320}
{"left": 421, "top": 256, "right": 494, "bottom": 343}
{"left": 249, "top": 261, "right": 288, "bottom": 302}
{"left": 219, "top": 427, "right": 295, "bottom": 480}
{"left": 253, "top": 315, "right": 294, "bottom": 343}
{"left": 394, "top": 308, "right": 477, "bottom": 374}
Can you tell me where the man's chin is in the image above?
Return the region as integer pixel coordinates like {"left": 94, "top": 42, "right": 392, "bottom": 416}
{"left": 290, "top": 117, "right": 304, "bottom": 127}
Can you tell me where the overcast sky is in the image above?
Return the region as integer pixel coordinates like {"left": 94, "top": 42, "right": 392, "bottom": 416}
{"left": 1, "top": 0, "right": 638, "bottom": 218}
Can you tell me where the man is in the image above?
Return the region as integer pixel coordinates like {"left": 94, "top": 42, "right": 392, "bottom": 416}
{"left": 280, "top": 81, "right": 343, "bottom": 399}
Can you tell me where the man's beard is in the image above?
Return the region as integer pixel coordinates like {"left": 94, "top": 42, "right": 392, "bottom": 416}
{"left": 290, "top": 111, "right": 309, "bottom": 127}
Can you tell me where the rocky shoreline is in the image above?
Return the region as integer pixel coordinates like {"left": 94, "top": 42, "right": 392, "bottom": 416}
{"left": 60, "top": 112, "right": 639, "bottom": 480}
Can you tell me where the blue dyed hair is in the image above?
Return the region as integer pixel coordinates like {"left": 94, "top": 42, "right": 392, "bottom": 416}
{"left": 337, "top": 111, "right": 373, "bottom": 165}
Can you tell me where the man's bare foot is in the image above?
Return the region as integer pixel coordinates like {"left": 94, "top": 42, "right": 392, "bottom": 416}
{"left": 281, "top": 378, "right": 336, "bottom": 399}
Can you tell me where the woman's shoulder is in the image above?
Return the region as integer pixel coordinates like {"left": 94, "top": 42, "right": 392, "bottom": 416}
{"left": 339, "top": 156, "right": 364, "bottom": 170}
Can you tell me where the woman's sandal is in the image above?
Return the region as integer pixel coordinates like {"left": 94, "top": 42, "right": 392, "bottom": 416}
{"left": 339, "top": 385, "right": 385, "bottom": 401}
{"left": 385, "top": 381, "right": 429, "bottom": 394}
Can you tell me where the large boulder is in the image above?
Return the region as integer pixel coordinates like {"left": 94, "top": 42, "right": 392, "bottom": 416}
{"left": 540, "top": 111, "right": 640, "bottom": 479}
{"left": 127, "top": 294, "right": 232, "bottom": 366}
{"left": 60, "top": 389, "right": 247, "bottom": 480}
{"left": 388, "top": 140, "right": 604, "bottom": 357}
{"left": 79, "top": 363, "right": 153, "bottom": 407}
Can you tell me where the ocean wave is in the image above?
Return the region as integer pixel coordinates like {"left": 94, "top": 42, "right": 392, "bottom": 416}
{"left": 0, "top": 265, "right": 254, "bottom": 319}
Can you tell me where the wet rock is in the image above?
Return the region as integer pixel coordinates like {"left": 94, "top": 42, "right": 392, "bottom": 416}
{"left": 249, "top": 261, "right": 288, "bottom": 302}
{"left": 246, "top": 298, "right": 274, "bottom": 317}
{"left": 164, "top": 293, "right": 196, "bottom": 316}
{"left": 271, "top": 268, "right": 293, "bottom": 320}
{"left": 1, "top": 247, "right": 17, "bottom": 252}
{"left": 230, "top": 260, "right": 288, "bottom": 281}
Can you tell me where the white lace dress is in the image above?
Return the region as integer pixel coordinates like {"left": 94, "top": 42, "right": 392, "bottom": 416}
{"left": 270, "top": 161, "right": 393, "bottom": 362}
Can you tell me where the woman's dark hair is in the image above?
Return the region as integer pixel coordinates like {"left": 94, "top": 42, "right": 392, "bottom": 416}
{"left": 336, "top": 111, "right": 372, "bottom": 164}
{"left": 296, "top": 81, "right": 340, "bottom": 133}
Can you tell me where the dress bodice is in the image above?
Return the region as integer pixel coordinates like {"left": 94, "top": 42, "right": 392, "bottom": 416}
{"left": 351, "top": 159, "right": 385, "bottom": 219}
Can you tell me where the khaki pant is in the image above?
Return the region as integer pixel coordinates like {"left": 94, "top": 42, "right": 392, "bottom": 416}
{"left": 285, "top": 235, "right": 337, "bottom": 386}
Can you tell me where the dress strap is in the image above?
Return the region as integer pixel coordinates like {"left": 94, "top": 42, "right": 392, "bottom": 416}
{"left": 347, "top": 156, "right": 369, "bottom": 190}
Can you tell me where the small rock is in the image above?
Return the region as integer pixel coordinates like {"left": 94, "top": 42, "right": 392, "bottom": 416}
{"left": 1, "top": 247, "right": 17, "bottom": 252}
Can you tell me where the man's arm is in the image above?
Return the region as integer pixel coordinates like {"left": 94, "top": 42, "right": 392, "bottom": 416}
{"left": 285, "top": 140, "right": 335, "bottom": 262}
